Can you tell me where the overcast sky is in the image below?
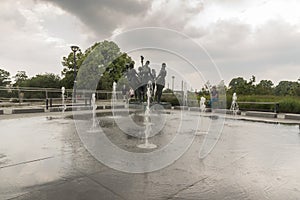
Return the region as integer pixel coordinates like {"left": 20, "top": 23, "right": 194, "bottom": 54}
{"left": 1, "top": 0, "right": 300, "bottom": 89}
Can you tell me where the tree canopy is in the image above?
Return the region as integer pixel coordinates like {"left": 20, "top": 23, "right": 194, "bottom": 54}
{"left": 76, "top": 40, "right": 132, "bottom": 90}
{"left": 227, "top": 76, "right": 300, "bottom": 97}
{"left": 0, "top": 69, "right": 11, "bottom": 86}
{"left": 19, "top": 73, "right": 61, "bottom": 88}
{"left": 13, "top": 71, "right": 28, "bottom": 87}
{"left": 61, "top": 40, "right": 133, "bottom": 90}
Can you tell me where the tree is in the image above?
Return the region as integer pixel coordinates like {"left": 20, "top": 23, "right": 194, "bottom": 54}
{"left": 21, "top": 73, "right": 61, "bottom": 88}
{"left": 97, "top": 52, "right": 133, "bottom": 90}
{"left": 274, "top": 81, "right": 299, "bottom": 96}
{"left": 61, "top": 46, "right": 84, "bottom": 89}
{"left": 61, "top": 40, "right": 133, "bottom": 90}
{"left": 13, "top": 71, "right": 28, "bottom": 86}
{"left": 228, "top": 76, "right": 257, "bottom": 95}
{"left": 0, "top": 68, "right": 11, "bottom": 86}
{"left": 256, "top": 80, "right": 274, "bottom": 95}
{"left": 228, "top": 77, "right": 248, "bottom": 95}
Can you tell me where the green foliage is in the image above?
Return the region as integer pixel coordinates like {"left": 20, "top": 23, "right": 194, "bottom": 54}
{"left": 228, "top": 76, "right": 300, "bottom": 97}
{"left": 274, "top": 81, "right": 300, "bottom": 96}
{"left": 62, "top": 40, "right": 133, "bottom": 90}
{"left": 20, "top": 73, "right": 61, "bottom": 88}
{"left": 97, "top": 52, "right": 133, "bottom": 90}
{"left": 228, "top": 76, "right": 256, "bottom": 95}
{"left": 61, "top": 46, "right": 84, "bottom": 89}
{"left": 279, "top": 98, "right": 300, "bottom": 113}
{"left": 255, "top": 80, "right": 274, "bottom": 95}
{"left": 0, "top": 68, "right": 11, "bottom": 86}
{"left": 13, "top": 71, "right": 28, "bottom": 86}
{"left": 161, "top": 93, "right": 179, "bottom": 106}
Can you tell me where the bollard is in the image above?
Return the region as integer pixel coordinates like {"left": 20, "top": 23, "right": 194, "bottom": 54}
{"left": 50, "top": 98, "right": 53, "bottom": 107}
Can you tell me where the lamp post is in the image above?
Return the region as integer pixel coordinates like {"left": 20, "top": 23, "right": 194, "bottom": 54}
{"left": 71, "top": 45, "right": 79, "bottom": 103}
{"left": 172, "top": 76, "right": 175, "bottom": 91}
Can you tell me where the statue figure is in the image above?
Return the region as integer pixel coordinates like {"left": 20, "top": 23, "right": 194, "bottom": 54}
{"left": 155, "top": 63, "right": 167, "bottom": 103}
{"left": 124, "top": 56, "right": 167, "bottom": 104}
{"left": 126, "top": 62, "right": 140, "bottom": 101}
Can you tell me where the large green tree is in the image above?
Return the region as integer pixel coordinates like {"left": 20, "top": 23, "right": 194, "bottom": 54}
{"left": 228, "top": 76, "right": 256, "bottom": 95}
{"left": 61, "top": 40, "right": 133, "bottom": 90}
{"left": 228, "top": 77, "right": 248, "bottom": 94}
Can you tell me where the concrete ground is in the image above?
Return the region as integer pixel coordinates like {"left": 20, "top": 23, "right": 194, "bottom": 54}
{"left": 0, "top": 109, "right": 300, "bottom": 200}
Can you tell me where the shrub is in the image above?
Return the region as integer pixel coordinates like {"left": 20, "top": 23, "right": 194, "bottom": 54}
{"left": 161, "top": 93, "right": 179, "bottom": 106}
{"left": 279, "top": 98, "right": 300, "bottom": 113}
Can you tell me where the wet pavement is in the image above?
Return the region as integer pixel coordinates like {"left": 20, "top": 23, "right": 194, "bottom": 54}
{"left": 0, "top": 111, "right": 300, "bottom": 200}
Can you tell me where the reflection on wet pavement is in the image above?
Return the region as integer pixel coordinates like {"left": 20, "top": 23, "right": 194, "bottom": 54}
{"left": 0, "top": 113, "right": 300, "bottom": 199}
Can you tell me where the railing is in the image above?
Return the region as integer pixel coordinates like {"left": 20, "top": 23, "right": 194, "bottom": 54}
{"left": 0, "top": 86, "right": 118, "bottom": 107}
{"left": 238, "top": 101, "right": 280, "bottom": 113}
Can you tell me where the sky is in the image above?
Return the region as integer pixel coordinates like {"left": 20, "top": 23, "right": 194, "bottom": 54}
{"left": 1, "top": 0, "right": 300, "bottom": 89}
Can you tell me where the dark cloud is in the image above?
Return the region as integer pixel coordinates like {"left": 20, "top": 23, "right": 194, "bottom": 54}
{"left": 125, "top": 0, "right": 204, "bottom": 37}
{"left": 38, "top": 0, "right": 152, "bottom": 38}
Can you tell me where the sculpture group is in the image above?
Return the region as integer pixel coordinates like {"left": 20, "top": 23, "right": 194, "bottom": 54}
{"left": 125, "top": 56, "right": 167, "bottom": 103}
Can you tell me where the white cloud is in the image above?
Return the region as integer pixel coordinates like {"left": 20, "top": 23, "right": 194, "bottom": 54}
{"left": 0, "top": 0, "right": 91, "bottom": 78}
{"left": 1, "top": 0, "right": 300, "bottom": 88}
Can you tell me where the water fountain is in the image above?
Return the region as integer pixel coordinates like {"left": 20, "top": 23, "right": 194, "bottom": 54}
{"left": 112, "top": 82, "right": 117, "bottom": 109}
{"left": 153, "top": 81, "right": 157, "bottom": 102}
{"left": 183, "top": 82, "right": 188, "bottom": 107}
{"left": 200, "top": 96, "right": 206, "bottom": 113}
{"left": 91, "top": 93, "right": 97, "bottom": 128}
{"left": 196, "top": 96, "right": 207, "bottom": 135}
{"left": 87, "top": 93, "right": 99, "bottom": 132}
{"left": 137, "top": 81, "right": 157, "bottom": 149}
{"left": 61, "top": 87, "right": 66, "bottom": 113}
{"left": 230, "top": 93, "right": 239, "bottom": 116}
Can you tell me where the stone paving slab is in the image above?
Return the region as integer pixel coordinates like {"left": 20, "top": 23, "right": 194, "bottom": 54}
{"left": 13, "top": 177, "right": 124, "bottom": 200}
{"left": 1, "top": 111, "right": 300, "bottom": 199}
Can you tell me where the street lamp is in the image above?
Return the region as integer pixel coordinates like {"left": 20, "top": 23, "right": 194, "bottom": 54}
{"left": 71, "top": 45, "right": 79, "bottom": 103}
{"left": 172, "top": 76, "right": 175, "bottom": 91}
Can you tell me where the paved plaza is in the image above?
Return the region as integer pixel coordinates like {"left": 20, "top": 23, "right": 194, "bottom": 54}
{"left": 0, "top": 108, "right": 300, "bottom": 200}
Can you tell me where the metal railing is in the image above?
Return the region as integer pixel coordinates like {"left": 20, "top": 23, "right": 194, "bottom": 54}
{"left": 0, "top": 86, "right": 117, "bottom": 106}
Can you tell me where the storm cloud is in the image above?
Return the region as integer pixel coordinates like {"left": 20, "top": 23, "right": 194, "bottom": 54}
{"left": 38, "top": 0, "right": 152, "bottom": 38}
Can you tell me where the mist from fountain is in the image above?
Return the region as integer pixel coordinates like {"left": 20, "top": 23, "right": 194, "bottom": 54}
{"left": 91, "top": 93, "right": 97, "bottom": 128}
{"left": 137, "top": 81, "right": 157, "bottom": 149}
{"left": 200, "top": 96, "right": 206, "bottom": 113}
{"left": 87, "top": 93, "right": 99, "bottom": 133}
{"left": 61, "top": 87, "right": 66, "bottom": 113}
{"left": 183, "top": 82, "right": 188, "bottom": 107}
{"left": 196, "top": 96, "right": 208, "bottom": 135}
{"left": 230, "top": 93, "right": 239, "bottom": 116}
